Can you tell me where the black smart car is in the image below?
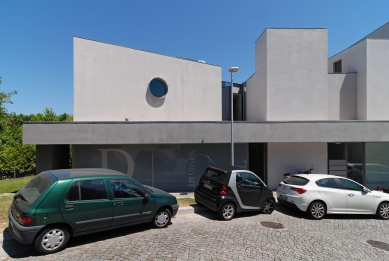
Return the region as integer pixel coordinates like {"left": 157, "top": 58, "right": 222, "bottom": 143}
{"left": 194, "top": 166, "right": 275, "bottom": 220}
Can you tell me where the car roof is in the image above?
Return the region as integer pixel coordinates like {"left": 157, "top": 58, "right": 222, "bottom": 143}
{"left": 291, "top": 174, "right": 356, "bottom": 181}
{"left": 207, "top": 165, "right": 246, "bottom": 173}
{"left": 43, "top": 168, "right": 126, "bottom": 180}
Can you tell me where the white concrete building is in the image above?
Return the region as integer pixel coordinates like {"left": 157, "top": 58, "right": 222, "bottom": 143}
{"left": 24, "top": 22, "right": 389, "bottom": 191}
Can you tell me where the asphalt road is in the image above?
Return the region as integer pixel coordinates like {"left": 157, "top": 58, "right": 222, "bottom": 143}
{"left": 1, "top": 203, "right": 389, "bottom": 260}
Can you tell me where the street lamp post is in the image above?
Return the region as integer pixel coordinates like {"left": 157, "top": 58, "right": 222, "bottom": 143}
{"left": 229, "top": 67, "right": 239, "bottom": 166}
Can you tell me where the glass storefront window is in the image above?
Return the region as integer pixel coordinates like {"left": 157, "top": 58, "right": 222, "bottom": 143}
{"left": 328, "top": 143, "right": 363, "bottom": 183}
{"left": 73, "top": 144, "right": 248, "bottom": 191}
{"left": 154, "top": 144, "right": 247, "bottom": 191}
{"left": 365, "top": 143, "right": 389, "bottom": 189}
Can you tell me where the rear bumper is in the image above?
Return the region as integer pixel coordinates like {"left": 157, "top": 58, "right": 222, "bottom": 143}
{"left": 277, "top": 198, "right": 301, "bottom": 211}
{"left": 194, "top": 188, "right": 220, "bottom": 212}
{"left": 8, "top": 208, "right": 44, "bottom": 244}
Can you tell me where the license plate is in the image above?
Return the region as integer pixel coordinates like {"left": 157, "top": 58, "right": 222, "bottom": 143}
{"left": 279, "top": 195, "right": 288, "bottom": 201}
{"left": 203, "top": 183, "right": 212, "bottom": 190}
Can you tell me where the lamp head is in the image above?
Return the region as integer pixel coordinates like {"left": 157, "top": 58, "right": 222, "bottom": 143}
{"left": 228, "top": 67, "right": 239, "bottom": 73}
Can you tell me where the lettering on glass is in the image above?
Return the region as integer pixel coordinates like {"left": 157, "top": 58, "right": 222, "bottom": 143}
{"left": 188, "top": 150, "right": 195, "bottom": 187}
{"left": 98, "top": 149, "right": 134, "bottom": 177}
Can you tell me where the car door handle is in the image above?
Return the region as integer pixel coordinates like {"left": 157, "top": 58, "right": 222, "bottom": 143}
{"left": 115, "top": 202, "right": 124, "bottom": 206}
{"left": 65, "top": 205, "right": 73, "bottom": 209}
{"left": 348, "top": 194, "right": 354, "bottom": 197}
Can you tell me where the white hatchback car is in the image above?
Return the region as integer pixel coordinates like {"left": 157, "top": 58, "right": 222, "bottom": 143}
{"left": 277, "top": 174, "right": 389, "bottom": 220}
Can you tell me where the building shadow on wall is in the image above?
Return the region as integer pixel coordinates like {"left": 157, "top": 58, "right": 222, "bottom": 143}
{"left": 146, "top": 90, "right": 165, "bottom": 108}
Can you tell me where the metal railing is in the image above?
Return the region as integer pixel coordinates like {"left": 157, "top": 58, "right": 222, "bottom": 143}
{"left": 0, "top": 170, "right": 36, "bottom": 180}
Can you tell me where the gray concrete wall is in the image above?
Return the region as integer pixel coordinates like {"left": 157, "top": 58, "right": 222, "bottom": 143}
{"left": 328, "top": 40, "right": 367, "bottom": 120}
{"left": 328, "top": 73, "right": 357, "bottom": 120}
{"left": 267, "top": 142, "right": 327, "bottom": 189}
{"left": 36, "top": 145, "right": 70, "bottom": 174}
{"left": 366, "top": 39, "right": 389, "bottom": 120}
{"left": 246, "top": 31, "right": 267, "bottom": 121}
{"left": 23, "top": 121, "right": 389, "bottom": 145}
{"left": 365, "top": 22, "right": 389, "bottom": 40}
{"left": 73, "top": 37, "right": 222, "bottom": 122}
{"left": 266, "top": 29, "right": 328, "bottom": 120}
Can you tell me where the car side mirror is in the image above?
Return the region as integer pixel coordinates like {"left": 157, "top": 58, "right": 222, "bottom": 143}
{"left": 144, "top": 193, "right": 150, "bottom": 200}
{"left": 362, "top": 187, "right": 370, "bottom": 193}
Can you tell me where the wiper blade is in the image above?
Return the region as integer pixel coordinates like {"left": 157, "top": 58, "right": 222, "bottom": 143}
{"left": 14, "top": 193, "right": 28, "bottom": 202}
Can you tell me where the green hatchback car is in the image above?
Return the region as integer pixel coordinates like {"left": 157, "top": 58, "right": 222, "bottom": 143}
{"left": 9, "top": 168, "right": 179, "bottom": 254}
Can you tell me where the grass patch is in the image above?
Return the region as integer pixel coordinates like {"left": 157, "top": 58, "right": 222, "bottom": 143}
{"left": 0, "top": 194, "right": 13, "bottom": 231}
{"left": 0, "top": 176, "right": 34, "bottom": 193}
{"left": 177, "top": 198, "right": 196, "bottom": 207}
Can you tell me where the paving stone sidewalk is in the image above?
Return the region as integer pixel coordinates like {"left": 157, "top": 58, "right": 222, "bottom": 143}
{"left": 1, "top": 203, "right": 389, "bottom": 261}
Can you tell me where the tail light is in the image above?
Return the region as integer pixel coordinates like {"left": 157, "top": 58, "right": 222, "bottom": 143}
{"left": 377, "top": 186, "right": 383, "bottom": 191}
{"left": 290, "top": 187, "right": 307, "bottom": 194}
{"left": 219, "top": 185, "right": 227, "bottom": 196}
{"left": 18, "top": 215, "right": 33, "bottom": 225}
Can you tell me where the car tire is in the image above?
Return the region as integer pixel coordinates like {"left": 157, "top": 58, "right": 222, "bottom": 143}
{"left": 34, "top": 225, "right": 70, "bottom": 255}
{"left": 376, "top": 202, "right": 389, "bottom": 220}
{"left": 152, "top": 208, "right": 171, "bottom": 228}
{"left": 307, "top": 201, "right": 326, "bottom": 220}
{"left": 261, "top": 199, "right": 275, "bottom": 214}
{"left": 218, "top": 203, "right": 235, "bottom": 221}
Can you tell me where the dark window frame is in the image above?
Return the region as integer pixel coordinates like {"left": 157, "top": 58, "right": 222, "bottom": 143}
{"left": 65, "top": 179, "right": 108, "bottom": 202}
{"left": 333, "top": 60, "right": 342, "bottom": 73}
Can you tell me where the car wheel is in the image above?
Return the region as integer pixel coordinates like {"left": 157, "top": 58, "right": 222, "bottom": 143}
{"left": 376, "top": 202, "right": 389, "bottom": 220}
{"left": 307, "top": 201, "right": 326, "bottom": 220}
{"left": 218, "top": 203, "right": 235, "bottom": 221}
{"left": 261, "top": 199, "right": 275, "bottom": 214}
{"left": 152, "top": 209, "right": 171, "bottom": 228}
{"left": 34, "top": 225, "right": 69, "bottom": 255}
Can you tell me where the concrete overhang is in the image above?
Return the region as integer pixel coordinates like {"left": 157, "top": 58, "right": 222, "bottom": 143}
{"left": 23, "top": 121, "right": 389, "bottom": 145}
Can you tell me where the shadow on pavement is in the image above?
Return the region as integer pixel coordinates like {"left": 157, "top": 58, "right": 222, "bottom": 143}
{"left": 190, "top": 205, "right": 275, "bottom": 221}
{"left": 1, "top": 222, "right": 166, "bottom": 258}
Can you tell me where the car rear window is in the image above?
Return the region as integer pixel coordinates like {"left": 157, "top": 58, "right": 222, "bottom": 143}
{"left": 18, "top": 173, "right": 54, "bottom": 204}
{"left": 283, "top": 176, "right": 309, "bottom": 186}
{"left": 203, "top": 169, "right": 228, "bottom": 183}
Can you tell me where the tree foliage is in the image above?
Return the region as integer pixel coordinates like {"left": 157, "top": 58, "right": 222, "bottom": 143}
{"left": 0, "top": 76, "right": 73, "bottom": 172}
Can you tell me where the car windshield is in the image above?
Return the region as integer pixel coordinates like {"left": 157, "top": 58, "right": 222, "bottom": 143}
{"left": 18, "top": 173, "right": 53, "bottom": 204}
{"left": 283, "top": 176, "right": 310, "bottom": 186}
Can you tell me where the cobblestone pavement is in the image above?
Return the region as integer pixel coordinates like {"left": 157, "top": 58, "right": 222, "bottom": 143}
{"left": 1, "top": 204, "right": 389, "bottom": 261}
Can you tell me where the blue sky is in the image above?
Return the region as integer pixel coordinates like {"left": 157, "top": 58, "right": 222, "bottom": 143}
{"left": 1, "top": 0, "right": 388, "bottom": 115}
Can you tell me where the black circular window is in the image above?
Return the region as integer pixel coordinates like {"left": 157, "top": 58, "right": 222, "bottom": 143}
{"left": 148, "top": 78, "right": 168, "bottom": 98}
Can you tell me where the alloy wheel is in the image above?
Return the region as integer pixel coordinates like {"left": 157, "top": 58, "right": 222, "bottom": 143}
{"left": 223, "top": 204, "right": 234, "bottom": 219}
{"left": 379, "top": 203, "right": 389, "bottom": 219}
{"left": 262, "top": 200, "right": 275, "bottom": 214}
{"left": 310, "top": 202, "right": 325, "bottom": 219}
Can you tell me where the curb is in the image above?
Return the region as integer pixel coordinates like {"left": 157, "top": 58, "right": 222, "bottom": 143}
{"left": 177, "top": 205, "right": 209, "bottom": 215}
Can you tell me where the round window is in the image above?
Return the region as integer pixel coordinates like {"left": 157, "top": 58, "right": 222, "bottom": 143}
{"left": 148, "top": 78, "right": 168, "bottom": 99}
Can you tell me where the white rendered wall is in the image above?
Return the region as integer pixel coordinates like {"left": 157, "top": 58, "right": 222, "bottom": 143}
{"left": 267, "top": 142, "right": 327, "bottom": 190}
{"left": 366, "top": 39, "right": 389, "bottom": 120}
{"left": 266, "top": 29, "right": 328, "bottom": 120}
{"left": 328, "top": 40, "right": 367, "bottom": 120}
{"left": 328, "top": 73, "right": 357, "bottom": 120}
{"left": 74, "top": 38, "right": 222, "bottom": 121}
{"left": 246, "top": 31, "right": 268, "bottom": 121}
